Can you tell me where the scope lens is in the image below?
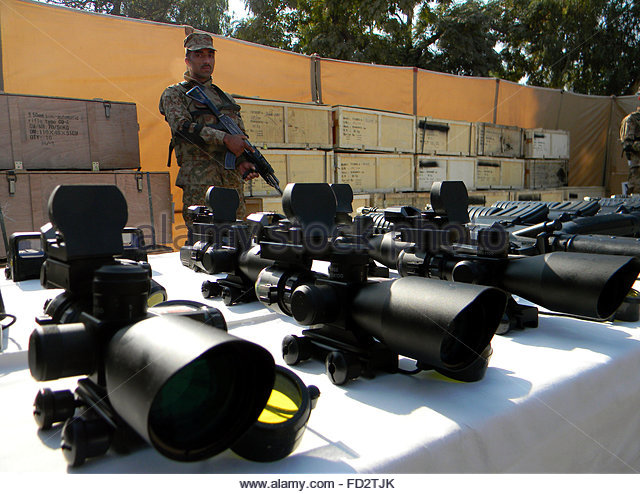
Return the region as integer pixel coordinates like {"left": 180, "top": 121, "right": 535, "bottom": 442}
{"left": 148, "top": 346, "right": 248, "bottom": 459}
{"left": 106, "top": 315, "right": 274, "bottom": 462}
{"left": 17, "top": 238, "right": 44, "bottom": 257}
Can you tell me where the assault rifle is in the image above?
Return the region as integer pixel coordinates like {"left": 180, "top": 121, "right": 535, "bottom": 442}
{"left": 466, "top": 201, "right": 640, "bottom": 257}
{"left": 363, "top": 182, "right": 640, "bottom": 333}
{"left": 185, "top": 86, "right": 282, "bottom": 194}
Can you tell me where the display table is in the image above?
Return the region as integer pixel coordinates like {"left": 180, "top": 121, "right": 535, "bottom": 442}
{"left": 1, "top": 253, "right": 640, "bottom": 473}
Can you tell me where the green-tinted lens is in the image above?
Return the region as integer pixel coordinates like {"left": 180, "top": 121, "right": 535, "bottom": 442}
{"left": 148, "top": 350, "right": 235, "bottom": 450}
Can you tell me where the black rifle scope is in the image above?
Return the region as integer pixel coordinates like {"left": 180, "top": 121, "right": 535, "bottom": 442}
{"left": 180, "top": 187, "right": 279, "bottom": 305}
{"left": 252, "top": 183, "right": 508, "bottom": 385}
{"left": 29, "top": 185, "right": 276, "bottom": 466}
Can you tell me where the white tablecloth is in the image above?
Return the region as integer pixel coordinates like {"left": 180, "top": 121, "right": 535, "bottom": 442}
{"left": 1, "top": 253, "right": 640, "bottom": 473}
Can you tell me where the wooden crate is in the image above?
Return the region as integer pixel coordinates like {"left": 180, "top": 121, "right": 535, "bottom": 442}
{"left": 416, "top": 156, "right": 447, "bottom": 191}
{"left": 523, "top": 129, "right": 570, "bottom": 159}
{"left": 415, "top": 117, "right": 475, "bottom": 156}
{"left": 524, "top": 159, "right": 569, "bottom": 188}
{"left": 500, "top": 158, "right": 525, "bottom": 188}
{"left": 0, "top": 93, "right": 140, "bottom": 171}
{"left": 0, "top": 171, "right": 172, "bottom": 257}
{"left": 250, "top": 150, "right": 333, "bottom": 197}
{"left": 245, "top": 196, "right": 284, "bottom": 216}
{"left": 475, "top": 122, "right": 523, "bottom": 158}
{"left": 475, "top": 158, "right": 524, "bottom": 189}
{"left": 352, "top": 194, "right": 371, "bottom": 214}
{"left": 446, "top": 157, "right": 476, "bottom": 190}
{"left": 561, "top": 186, "right": 606, "bottom": 200}
{"left": 509, "top": 189, "right": 565, "bottom": 202}
{"left": 467, "top": 189, "right": 511, "bottom": 206}
{"left": 538, "top": 189, "right": 566, "bottom": 202}
{"left": 383, "top": 192, "right": 417, "bottom": 207}
{"left": 333, "top": 106, "right": 415, "bottom": 153}
{"left": 236, "top": 97, "right": 333, "bottom": 149}
{"left": 370, "top": 193, "right": 386, "bottom": 208}
{"left": 475, "top": 159, "right": 501, "bottom": 188}
{"left": 413, "top": 192, "right": 430, "bottom": 210}
{"left": 335, "top": 153, "right": 414, "bottom": 193}
{"left": 475, "top": 189, "right": 512, "bottom": 206}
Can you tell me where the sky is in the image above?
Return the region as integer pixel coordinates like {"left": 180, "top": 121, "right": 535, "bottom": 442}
{"left": 228, "top": 0, "right": 249, "bottom": 21}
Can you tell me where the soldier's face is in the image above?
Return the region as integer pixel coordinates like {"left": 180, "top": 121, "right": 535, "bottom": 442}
{"left": 186, "top": 49, "right": 216, "bottom": 81}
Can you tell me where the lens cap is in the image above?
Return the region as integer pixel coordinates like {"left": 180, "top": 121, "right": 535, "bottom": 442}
{"left": 231, "top": 366, "right": 319, "bottom": 462}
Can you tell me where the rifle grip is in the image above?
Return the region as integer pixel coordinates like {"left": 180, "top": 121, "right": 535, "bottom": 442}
{"left": 242, "top": 166, "right": 258, "bottom": 180}
{"left": 224, "top": 151, "right": 236, "bottom": 170}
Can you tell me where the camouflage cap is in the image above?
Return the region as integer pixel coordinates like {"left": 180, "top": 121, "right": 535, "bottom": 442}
{"left": 184, "top": 33, "right": 216, "bottom": 52}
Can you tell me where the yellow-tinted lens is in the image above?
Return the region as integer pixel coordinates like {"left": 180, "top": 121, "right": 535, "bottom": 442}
{"left": 258, "top": 389, "right": 299, "bottom": 424}
{"left": 148, "top": 291, "right": 167, "bottom": 307}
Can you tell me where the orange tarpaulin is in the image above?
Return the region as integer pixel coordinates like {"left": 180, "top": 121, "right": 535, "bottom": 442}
{"left": 0, "top": 0, "right": 636, "bottom": 225}
{"left": 495, "top": 80, "right": 564, "bottom": 129}
{"left": 319, "top": 58, "right": 414, "bottom": 114}
{"left": 416, "top": 70, "right": 497, "bottom": 123}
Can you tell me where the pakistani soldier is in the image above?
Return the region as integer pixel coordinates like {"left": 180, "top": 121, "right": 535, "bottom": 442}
{"left": 159, "top": 32, "right": 258, "bottom": 243}
{"left": 620, "top": 90, "right": 640, "bottom": 194}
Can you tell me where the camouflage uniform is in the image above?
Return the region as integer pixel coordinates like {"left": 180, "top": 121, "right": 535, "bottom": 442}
{"left": 159, "top": 34, "right": 248, "bottom": 226}
{"left": 620, "top": 109, "right": 640, "bottom": 194}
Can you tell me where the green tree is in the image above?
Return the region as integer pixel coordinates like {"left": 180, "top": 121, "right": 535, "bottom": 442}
{"left": 495, "top": 0, "right": 640, "bottom": 95}
{"left": 414, "top": 0, "right": 502, "bottom": 77}
{"left": 233, "top": 0, "right": 421, "bottom": 65}
{"left": 232, "top": 0, "right": 299, "bottom": 50}
{"left": 233, "top": 0, "right": 501, "bottom": 75}
{"left": 295, "top": 0, "right": 419, "bottom": 65}
{"left": 46, "top": 0, "right": 231, "bottom": 34}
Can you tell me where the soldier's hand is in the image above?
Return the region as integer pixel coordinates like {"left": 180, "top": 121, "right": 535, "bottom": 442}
{"left": 237, "top": 161, "right": 260, "bottom": 181}
{"left": 223, "top": 134, "right": 252, "bottom": 157}
{"left": 633, "top": 141, "right": 640, "bottom": 153}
